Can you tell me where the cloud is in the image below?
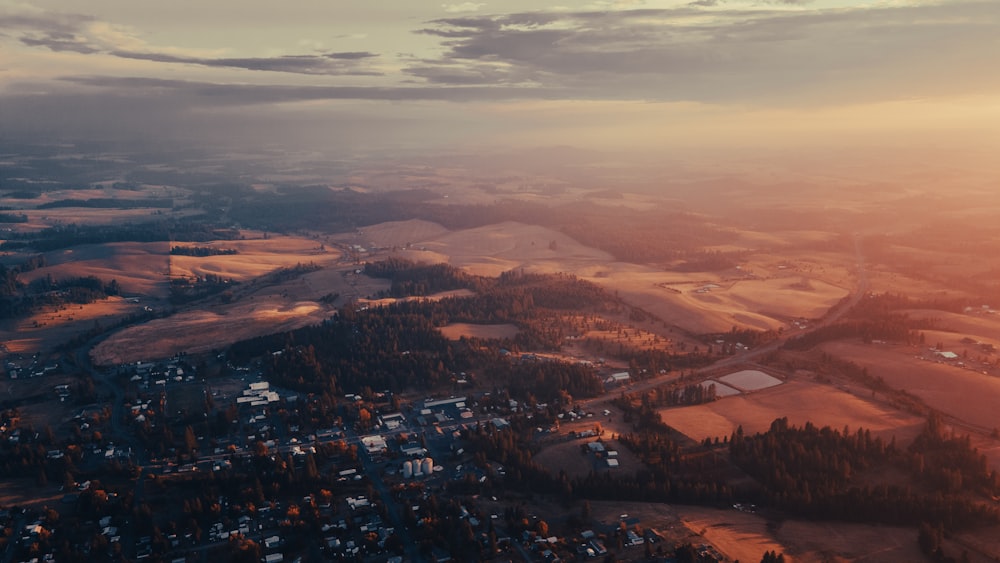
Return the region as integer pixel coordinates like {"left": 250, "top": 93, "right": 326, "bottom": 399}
{"left": 4, "top": 0, "right": 1000, "bottom": 113}
{"left": 19, "top": 34, "right": 100, "bottom": 54}
{"left": 2, "top": 8, "right": 381, "bottom": 76}
{"left": 2, "top": 11, "right": 100, "bottom": 53}
{"left": 406, "top": 1, "right": 1000, "bottom": 104}
{"left": 110, "top": 50, "right": 382, "bottom": 76}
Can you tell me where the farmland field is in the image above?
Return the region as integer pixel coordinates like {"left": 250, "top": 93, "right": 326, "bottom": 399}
{"left": 660, "top": 379, "right": 924, "bottom": 444}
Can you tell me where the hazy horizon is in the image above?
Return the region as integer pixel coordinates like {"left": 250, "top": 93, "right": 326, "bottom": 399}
{"left": 2, "top": 0, "right": 998, "bottom": 184}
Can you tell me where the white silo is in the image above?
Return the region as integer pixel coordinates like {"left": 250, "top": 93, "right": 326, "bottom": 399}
{"left": 421, "top": 457, "right": 433, "bottom": 476}
{"left": 402, "top": 460, "right": 413, "bottom": 479}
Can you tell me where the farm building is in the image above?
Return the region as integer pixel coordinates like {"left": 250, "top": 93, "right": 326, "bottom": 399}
{"left": 605, "top": 372, "right": 630, "bottom": 385}
{"left": 423, "top": 396, "right": 466, "bottom": 409}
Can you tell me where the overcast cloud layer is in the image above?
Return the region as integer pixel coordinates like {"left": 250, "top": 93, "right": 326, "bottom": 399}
{"left": 1, "top": 0, "right": 998, "bottom": 151}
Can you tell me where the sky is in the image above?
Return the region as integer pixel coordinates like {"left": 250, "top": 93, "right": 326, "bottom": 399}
{"left": 1, "top": 0, "right": 999, "bottom": 167}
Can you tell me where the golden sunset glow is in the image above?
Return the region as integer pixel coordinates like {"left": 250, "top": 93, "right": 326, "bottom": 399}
{"left": 3, "top": 2, "right": 1000, "bottom": 561}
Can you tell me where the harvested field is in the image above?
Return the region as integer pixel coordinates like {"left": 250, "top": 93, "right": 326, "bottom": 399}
{"left": 660, "top": 379, "right": 924, "bottom": 444}
{"left": 674, "top": 506, "right": 791, "bottom": 563}
{"left": 88, "top": 256, "right": 389, "bottom": 365}
{"left": 350, "top": 219, "right": 450, "bottom": 248}
{"left": 820, "top": 341, "right": 1000, "bottom": 469}
{"left": 12, "top": 207, "right": 198, "bottom": 231}
{"left": 863, "top": 268, "right": 975, "bottom": 302}
{"left": 676, "top": 505, "right": 937, "bottom": 562}
{"left": 425, "top": 221, "right": 615, "bottom": 277}
{"left": 821, "top": 341, "right": 1000, "bottom": 432}
{"left": 0, "top": 296, "right": 141, "bottom": 355}
{"left": 585, "top": 264, "right": 847, "bottom": 334}
{"left": 7, "top": 231, "right": 375, "bottom": 362}
{"left": 773, "top": 517, "right": 926, "bottom": 562}
{"left": 169, "top": 235, "right": 340, "bottom": 282}
{"left": 903, "top": 309, "right": 1000, "bottom": 344}
{"left": 357, "top": 219, "right": 854, "bottom": 333}
{"left": 91, "top": 299, "right": 334, "bottom": 365}
{"left": 18, "top": 241, "right": 171, "bottom": 297}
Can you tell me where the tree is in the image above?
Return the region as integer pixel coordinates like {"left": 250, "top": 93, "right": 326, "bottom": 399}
{"left": 303, "top": 454, "right": 319, "bottom": 481}
{"left": 918, "top": 522, "right": 940, "bottom": 555}
{"left": 227, "top": 536, "right": 261, "bottom": 563}
{"left": 358, "top": 407, "right": 372, "bottom": 431}
{"left": 183, "top": 426, "right": 198, "bottom": 455}
{"left": 675, "top": 543, "right": 698, "bottom": 563}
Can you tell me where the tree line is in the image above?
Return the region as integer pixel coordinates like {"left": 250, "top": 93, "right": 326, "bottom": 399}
{"left": 0, "top": 221, "right": 239, "bottom": 252}
{"left": 36, "top": 198, "right": 173, "bottom": 209}
{"left": 729, "top": 416, "right": 1000, "bottom": 529}
{"left": 227, "top": 265, "right": 623, "bottom": 402}
{"left": 169, "top": 245, "right": 239, "bottom": 257}
{"left": 0, "top": 271, "right": 121, "bottom": 319}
